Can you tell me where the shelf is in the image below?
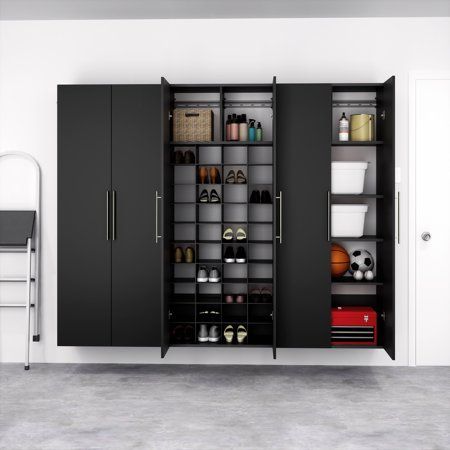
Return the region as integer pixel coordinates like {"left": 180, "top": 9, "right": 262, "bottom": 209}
{"left": 222, "top": 278, "right": 248, "bottom": 284}
{"left": 332, "top": 194, "right": 384, "bottom": 199}
{"left": 248, "top": 259, "right": 273, "bottom": 264}
{"left": 197, "top": 294, "right": 222, "bottom": 303}
{"left": 331, "top": 345, "right": 384, "bottom": 349}
{"left": 332, "top": 141, "right": 383, "bottom": 146}
{"left": 249, "top": 278, "right": 273, "bottom": 284}
{"left": 171, "top": 141, "right": 273, "bottom": 146}
{"left": 248, "top": 240, "right": 273, "bottom": 244}
{"left": 172, "top": 278, "right": 195, "bottom": 283}
{"left": 332, "top": 235, "right": 384, "bottom": 242}
{"left": 332, "top": 277, "right": 383, "bottom": 286}
{"left": 172, "top": 240, "right": 196, "bottom": 244}
{"left": 197, "top": 259, "right": 222, "bottom": 264}
{"left": 198, "top": 240, "right": 222, "bottom": 243}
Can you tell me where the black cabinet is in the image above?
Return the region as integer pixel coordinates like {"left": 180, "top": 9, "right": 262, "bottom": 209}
{"left": 276, "top": 84, "right": 332, "bottom": 348}
{"left": 58, "top": 85, "right": 161, "bottom": 347}
{"left": 58, "top": 78, "right": 395, "bottom": 360}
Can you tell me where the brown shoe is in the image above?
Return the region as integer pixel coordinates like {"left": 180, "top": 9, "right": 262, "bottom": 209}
{"left": 198, "top": 167, "right": 209, "bottom": 184}
{"left": 185, "top": 247, "right": 195, "bottom": 263}
{"left": 174, "top": 247, "right": 183, "bottom": 263}
{"left": 209, "top": 167, "right": 221, "bottom": 184}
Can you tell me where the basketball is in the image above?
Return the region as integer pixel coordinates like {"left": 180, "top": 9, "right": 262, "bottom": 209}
{"left": 331, "top": 243, "right": 350, "bottom": 277}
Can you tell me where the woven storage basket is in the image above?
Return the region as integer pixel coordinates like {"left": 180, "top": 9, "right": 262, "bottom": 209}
{"left": 173, "top": 109, "right": 214, "bottom": 142}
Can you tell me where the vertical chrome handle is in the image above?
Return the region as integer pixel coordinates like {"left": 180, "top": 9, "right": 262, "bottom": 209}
{"left": 106, "top": 190, "right": 110, "bottom": 240}
{"left": 276, "top": 191, "right": 282, "bottom": 244}
{"left": 327, "top": 190, "right": 331, "bottom": 242}
{"left": 155, "top": 190, "right": 162, "bottom": 243}
{"left": 112, "top": 190, "right": 116, "bottom": 241}
{"left": 397, "top": 191, "right": 400, "bottom": 245}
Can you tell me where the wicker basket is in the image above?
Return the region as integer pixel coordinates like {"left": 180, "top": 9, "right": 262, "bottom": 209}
{"left": 173, "top": 109, "right": 214, "bottom": 142}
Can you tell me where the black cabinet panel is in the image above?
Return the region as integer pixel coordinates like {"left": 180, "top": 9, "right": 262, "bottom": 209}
{"left": 276, "top": 84, "right": 332, "bottom": 348}
{"left": 58, "top": 85, "right": 112, "bottom": 346}
{"left": 161, "top": 77, "right": 171, "bottom": 357}
{"left": 111, "top": 85, "right": 161, "bottom": 346}
{"left": 377, "top": 76, "right": 396, "bottom": 359}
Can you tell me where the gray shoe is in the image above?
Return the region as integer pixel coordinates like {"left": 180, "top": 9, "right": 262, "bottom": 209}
{"left": 197, "top": 266, "right": 208, "bottom": 283}
{"left": 198, "top": 324, "right": 209, "bottom": 343}
{"left": 208, "top": 266, "right": 221, "bottom": 283}
{"left": 209, "top": 325, "right": 220, "bottom": 343}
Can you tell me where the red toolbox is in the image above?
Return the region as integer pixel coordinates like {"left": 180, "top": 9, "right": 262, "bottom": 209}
{"left": 331, "top": 306, "right": 377, "bottom": 346}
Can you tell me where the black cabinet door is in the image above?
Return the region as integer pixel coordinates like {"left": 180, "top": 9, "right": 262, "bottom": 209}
{"left": 111, "top": 85, "right": 161, "bottom": 346}
{"left": 57, "top": 85, "right": 112, "bottom": 346}
{"left": 377, "top": 76, "right": 396, "bottom": 359}
{"left": 276, "top": 84, "right": 332, "bottom": 348}
{"left": 161, "top": 77, "right": 171, "bottom": 357}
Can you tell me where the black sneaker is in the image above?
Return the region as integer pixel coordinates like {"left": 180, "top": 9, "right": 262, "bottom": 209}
{"left": 236, "top": 246, "right": 246, "bottom": 263}
{"left": 261, "top": 190, "right": 272, "bottom": 204}
{"left": 210, "top": 189, "right": 221, "bottom": 203}
{"left": 249, "top": 190, "right": 261, "bottom": 203}
{"left": 224, "top": 246, "right": 235, "bottom": 263}
{"left": 199, "top": 189, "right": 209, "bottom": 203}
{"left": 174, "top": 150, "right": 184, "bottom": 164}
{"left": 184, "top": 150, "right": 195, "bottom": 164}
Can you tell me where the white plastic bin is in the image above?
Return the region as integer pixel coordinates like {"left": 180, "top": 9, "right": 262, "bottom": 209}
{"left": 331, "top": 161, "right": 368, "bottom": 194}
{"left": 332, "top": 204, "right": 368, "bottom": 237}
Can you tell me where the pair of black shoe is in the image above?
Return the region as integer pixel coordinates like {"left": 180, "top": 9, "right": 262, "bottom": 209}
{"left": 224, "top": 246, "right": 246, "bottom": 263}
{"left": 174, "top": 150, "right": 195, "bottom": 164}
{"left": 250, "top": 190, "right": 272, "bottom": 204}
{"left": 199, "top": 189, "right": 221, "bottom": 203}
{"left": 172, "top": 324, "right": 195, "bottom": 343}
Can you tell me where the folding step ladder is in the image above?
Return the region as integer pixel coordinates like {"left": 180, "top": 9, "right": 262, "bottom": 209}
{"left": 0, "top": 152, "right": 41, "bottom": 370}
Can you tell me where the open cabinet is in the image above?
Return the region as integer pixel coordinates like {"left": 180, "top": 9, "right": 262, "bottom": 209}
{"left": 57, "top": 77, "right": 395, "bottom": 361}
{"left": 161, "top": 78, "right": 277, "bottom": 357}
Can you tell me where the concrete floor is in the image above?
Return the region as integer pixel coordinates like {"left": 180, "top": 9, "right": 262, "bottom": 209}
{"left": 0, "top": 365, "right": 449, "bottom": 449}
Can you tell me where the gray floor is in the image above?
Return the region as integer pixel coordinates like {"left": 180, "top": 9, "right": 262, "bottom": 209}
{"left": 0, "top": 365, "right": 449, "bottom": 450}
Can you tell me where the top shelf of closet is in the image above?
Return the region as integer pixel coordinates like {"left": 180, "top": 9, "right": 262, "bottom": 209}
{"left": 170, "top": 141, "right": 273, "bottom": 147}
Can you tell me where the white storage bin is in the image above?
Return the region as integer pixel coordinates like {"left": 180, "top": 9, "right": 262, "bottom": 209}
{"left": 331, "top": 161, "right": 368, "bottom": 194}
{"left": 332, "top": 204, "right": 368, "bottom": 237}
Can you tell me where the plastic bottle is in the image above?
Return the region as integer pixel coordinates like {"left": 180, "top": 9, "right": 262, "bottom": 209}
{"left": 230, "top": 114, "right": 239, "bottom": 141}
{"left": 239, "top": 114, "right": 248, "bottom": 141}
{"left": 226, "top": 115, "right": 232, "bottom": 141}
{"left": 248, "top": 119, "right": 256, "bottom": 142}
{"left": 256, "top": 122, "right": 263, "bottom": 141}
{"left": 339, "top": 112, "right": 349, "bottom": 141}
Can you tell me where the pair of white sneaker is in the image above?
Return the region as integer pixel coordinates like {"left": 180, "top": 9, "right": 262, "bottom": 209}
{"left": 197, "top": 266, "right": 220, "bottom": 283}
{"left": 198, "top": 324, "right": 220, "bottom": 343}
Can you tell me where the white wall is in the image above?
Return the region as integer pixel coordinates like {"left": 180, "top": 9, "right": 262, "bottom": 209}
{"left": 0, "top": 17, "right": 449, "bottom": 365}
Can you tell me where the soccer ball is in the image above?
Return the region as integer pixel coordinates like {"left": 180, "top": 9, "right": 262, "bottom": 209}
{"left": 349, "top": 249, "right": 374, "bottom": 274}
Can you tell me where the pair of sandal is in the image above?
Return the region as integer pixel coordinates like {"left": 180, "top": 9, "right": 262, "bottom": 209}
{"left": 222, "top": 227, "right": 246, "bottom": 242}
{"left": 226, "top": 170, "right": 247, "bottom": 184}
{"left": 199, "top": 189, "right": 220, "bottom": 203}
{"left": 224, "top": 325, "right": 247, "bottom": 344}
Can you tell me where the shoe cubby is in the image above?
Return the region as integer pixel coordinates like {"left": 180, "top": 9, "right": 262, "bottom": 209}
{"left": 166, "top": 81, "right": 275, "bottom": 350}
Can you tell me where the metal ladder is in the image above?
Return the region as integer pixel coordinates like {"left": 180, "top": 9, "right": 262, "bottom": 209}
{"left": 0, "top": 152, "right": 41, "bottom": 370}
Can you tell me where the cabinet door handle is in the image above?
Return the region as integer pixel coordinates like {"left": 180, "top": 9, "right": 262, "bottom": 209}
{"left": 106, "top": 190, "right": 110, "bottom": 240}
{"left": 112, "top": 190, "right": 117, "bottom": 241}
{"left": 155, "top": 190, "right": 162, "bottom": 244}
{"left": 276, "top": 191, "right": 282, "bottom": 244}
{"left": 327, "top": 190, "right": 331, "bottom": 242}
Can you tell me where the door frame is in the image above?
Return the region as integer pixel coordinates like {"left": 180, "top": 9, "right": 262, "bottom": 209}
{"left": 408, "top": 71, "right": 450, "bottom": 366}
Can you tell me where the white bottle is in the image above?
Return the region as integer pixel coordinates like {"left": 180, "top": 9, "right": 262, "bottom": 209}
{"left": 339, "top": 113, "right": 349, "bottom": 141}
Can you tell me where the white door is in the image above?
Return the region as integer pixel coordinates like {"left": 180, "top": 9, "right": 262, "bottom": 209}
{"left": 415, "top": 76, "right": 450, "bottom": 365}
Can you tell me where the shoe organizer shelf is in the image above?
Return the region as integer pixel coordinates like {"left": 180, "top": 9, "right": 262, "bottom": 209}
{"left": 166, "top": 82, "right": 276, "bottom": 351}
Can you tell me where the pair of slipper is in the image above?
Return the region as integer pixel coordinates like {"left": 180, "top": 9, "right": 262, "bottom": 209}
{"left": 226, "top": 170, "right": 247, "bottom": 184}
{"left": 224, "top": 325, "right": 247, "bottom": 344}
